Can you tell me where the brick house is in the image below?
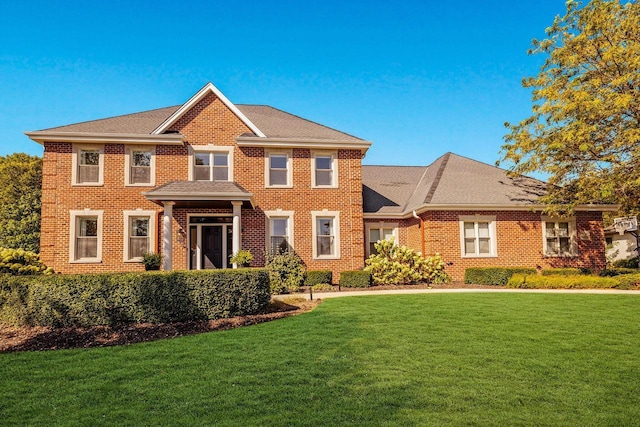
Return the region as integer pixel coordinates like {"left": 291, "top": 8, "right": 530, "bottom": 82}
{"left": 26, "top": 83, "right": 614, "bottom": 281}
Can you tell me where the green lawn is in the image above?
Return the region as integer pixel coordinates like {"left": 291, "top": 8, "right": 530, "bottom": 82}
{"left": 2, "top": 293, "right": 640, "bottom": 426}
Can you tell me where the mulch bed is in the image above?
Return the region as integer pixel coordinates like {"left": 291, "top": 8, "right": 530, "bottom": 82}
{"left": 0, "top": 298, "right": 319, "bottom": 353}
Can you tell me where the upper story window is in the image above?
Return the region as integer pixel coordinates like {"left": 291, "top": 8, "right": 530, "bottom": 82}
{"left": 69, "top": 209, "right": 103, "bottom": 263}
{"left": 72, "top": 145, "right": 104, "bottom": 186}
{"left": 125, "top": 146, "right": 155, "bottom": 186}
{"left": 189, "top": 146, "right": 233, "bottom": 182}
{"left": 312, "top": 152, "right": 337, "bottom": 188}
{"left": 265, "top": 151, "right": 292, "bottom": 188}
{"left": 459, "top": 215, "right": 497, "bottom": 258}
{"left": 543, "top": 217, "right": 577, "bottom": 257}
{"left": 312, "top": 211, "right": 340, "bottom": 259}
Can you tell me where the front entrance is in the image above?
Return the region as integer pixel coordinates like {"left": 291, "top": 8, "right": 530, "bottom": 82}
{"left": 189, "top": 216, "right": 233, "bottom": 269}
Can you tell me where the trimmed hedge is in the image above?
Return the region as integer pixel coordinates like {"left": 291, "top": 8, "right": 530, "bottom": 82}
{"left": 340, "top": 270, "right": 371, "bottom": 288}
{"left": 0, "top": 269, "right": 270, "bottom": 327}
{"left": 305, "top": 270, "right": 333, "bottom": 286}
{"left": 613, "top": 257, "right": 639, "bottom": 269}
{"left": 506, "top": 273, "right": 640, "bottom": 290}
{"left": 541, "top": 268, "right": 585, "bottom": 276}
{"left": 599, "top": 268, "right": 640, "bottom": 277}
{"left": 464, "top": 267, "right": 537, "bottom": 286}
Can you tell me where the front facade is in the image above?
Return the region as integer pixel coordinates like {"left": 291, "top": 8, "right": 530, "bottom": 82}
{"left": 27, "top": 83, "right": 614, "bottom": 282}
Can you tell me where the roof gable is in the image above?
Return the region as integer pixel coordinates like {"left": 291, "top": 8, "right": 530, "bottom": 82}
{"left": 152, "top": 83, "right": 265, "bottom": 137}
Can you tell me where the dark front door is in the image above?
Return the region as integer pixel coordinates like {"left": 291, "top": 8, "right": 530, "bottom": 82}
{"left": 202, "top": 226, "right": 223, "bottom": 269}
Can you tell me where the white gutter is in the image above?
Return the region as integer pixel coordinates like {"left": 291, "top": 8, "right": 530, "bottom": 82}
{"left": 236, "top": 136, "right": 372, "bottom": 153}
{"left": 25, "top": 131, "right": 185, "bottom": 145}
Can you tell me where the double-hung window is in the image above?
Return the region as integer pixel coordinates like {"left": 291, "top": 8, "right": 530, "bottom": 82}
{"left": 366, "top": 223, "right": 397, "bottom": 256}
{"left": 125, "top": 146, "right": 155, "bottom": 186}
{"left": 123, "top": 210, "right": 156, "bottom": 262}
{"left": 543, "top": 217, "right": 577, "bottom": 257}
{"left": 70, "top": 210, "right": 103, "bottom": 262}
{"left": 312, "top": 211, "right": 340, "bottom": 259}
{"left": 459, "top": 216, "right": 497, "bottom": 258}
{"left": 73, "top": 145, "right": 104, "bottom": 185}
{"left": 312, "top": 152, "right": 337, "bottom": 187}
{"left": 191, "top": 146, "right": 233, "bottom": 182}
{"left": 265, "top": 211, "right": 294, "bottom": 255}
{"left": 266, "top": 151, "right": 291, "bottom": 187}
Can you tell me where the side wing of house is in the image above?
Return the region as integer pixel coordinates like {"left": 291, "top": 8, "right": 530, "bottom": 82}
{"left": 27, "top": 83, "right": 371, "bottom": 281}
{"left": 362, "top": 153, "right": 615, "bottom": 281}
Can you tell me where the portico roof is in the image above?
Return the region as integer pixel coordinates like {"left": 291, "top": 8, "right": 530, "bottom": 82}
{"left": 143, "top": 180, "right": 255, "bottom": 208}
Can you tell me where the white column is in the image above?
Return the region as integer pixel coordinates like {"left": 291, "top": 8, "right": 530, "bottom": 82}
{"left": 162, "top": 201, "right": 174, "bottom": 271}
{"left": 231, "top": 201, "right": 242, "bottom": 269}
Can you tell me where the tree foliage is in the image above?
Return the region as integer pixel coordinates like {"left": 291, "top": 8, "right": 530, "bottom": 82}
{"left": 0, "top": 153, "right": 42, "bottom": 252}
{"left": 501, "top": 0, "right": 640, "bottom": 215}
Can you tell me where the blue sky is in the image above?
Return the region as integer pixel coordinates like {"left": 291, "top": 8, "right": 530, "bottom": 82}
{"left": 0, "top": 0, "right": 567, "bottom": 168}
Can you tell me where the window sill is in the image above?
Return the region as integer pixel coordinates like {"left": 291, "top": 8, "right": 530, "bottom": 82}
{"left": 125, "top": 183, "right": 154, "bottom": 187}
{"left": 313, "top": 255, "right": 341, "bottom": 261}
{"left": 72, "top": 183, "right": 104, "bottom": 187}
{"left": 266, "top": 185, "right": 293, "bottom": 189}
{"left": 461, "top": 254, "right": 498, "bottom": 259}
{"left": 124, "top": 258, "right": 143, "bottom": 263}
{"left": 311, "top": 185, "right": 339, "bottom": 189}
{"left": 69, "top": 259, "right": 102, "bottom": 264}
{"left": 543, "top": 254, "right": 579, "bottom": 258}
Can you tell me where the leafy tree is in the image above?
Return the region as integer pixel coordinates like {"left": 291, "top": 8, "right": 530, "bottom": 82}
{"left": 500, "top": 0, "right": 640, "bottom": 215}
{"left": 0, "top": 153, "right": 42, "bottom": 252}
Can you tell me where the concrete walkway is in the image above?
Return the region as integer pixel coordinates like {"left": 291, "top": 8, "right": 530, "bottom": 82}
{"left": 274, "top": 287, "right": 640, "bottom": 300}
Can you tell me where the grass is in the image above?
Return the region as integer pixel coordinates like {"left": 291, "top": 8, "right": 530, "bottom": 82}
{"left": 2, "top": 293, "right": 640, "bottom": 426}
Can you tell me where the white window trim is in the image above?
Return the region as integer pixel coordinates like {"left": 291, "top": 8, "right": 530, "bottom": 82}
{"left": 123, "top": 210, "right": 157, "bottom": 262}
{"left": 311, "top": 150, "right": 338, "bottom": 188}
{"left": 188, "top": 145, "right": 234, "bottom": 182}
{"left": 264, "top": 210, "right": 295, "bottom": 254}
{"left": 124, "top": 146, "right": 156, "bottom": 187}
{"left": 71, "top": 144, "right": 104, "bottom": 186}
{"left": 265, "top": 149, "right": 293, "bottom": 188}
{"left": 69, "top": 209, "right": 103, "bottom": 263}
{"left": 311, "top": 210, "right": 341, "bottom": 260}
{"left": 459, "top": 215, "right": 498, "bottom": 258}
{"left": 365, "top": 222, "right": 398, "bottom": 257}
{"left": 541, "top": 216, "right": 578, "bottom": 257}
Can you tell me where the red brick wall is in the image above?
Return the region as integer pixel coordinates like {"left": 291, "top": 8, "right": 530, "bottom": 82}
{"left": 381, "top": 210, "right": 606, "bottom": 281}
{"left": 40, "top": 91, "right": 365, "bottom": 282}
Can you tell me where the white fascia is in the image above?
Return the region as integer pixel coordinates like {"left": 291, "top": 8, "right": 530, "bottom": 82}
{"left": 24, "top": 132, "right": 184, "bottom": 145}
{"left": 152, "top": 82, "right": 266, "bottom": 137}
{"left": 236, "top": 137, "right": 372, "bottom": 154}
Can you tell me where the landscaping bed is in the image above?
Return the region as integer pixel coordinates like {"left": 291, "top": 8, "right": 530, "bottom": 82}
{"left": 0, "top": 298, "right": 318, "bottom": 352}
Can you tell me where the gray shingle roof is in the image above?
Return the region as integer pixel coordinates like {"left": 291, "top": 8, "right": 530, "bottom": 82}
{"left": 144, "top": 180, "right": 251, "bottom": 198}
{"left": 362, "top": 153, "right": 547, "bottom": 214}
{"left": 32, "top": 104, "right": 363, "bottom": 142}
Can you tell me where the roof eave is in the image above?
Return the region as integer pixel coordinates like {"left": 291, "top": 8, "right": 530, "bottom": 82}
{"left": 236, "top": 136, "right": 372, "bottom": 153}
{"left": 142, "top": 191, "right": 256, "bottom": 208}
{"left": 363, "top": 203, "right": 620, "bottom": 219}
{"left": 24, "top": 131, "right": 185, "bottom": 145}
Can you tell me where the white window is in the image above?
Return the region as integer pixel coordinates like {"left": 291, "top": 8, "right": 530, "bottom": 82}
{"left": 123, "top": 210, "right": 157, "bottom": 262}
{"left": 265, "top": 151, "right": 292, "bottom": 187}
{"left": 189, "top": 146, "right": 233, "bottom": 182}
{"left": 69, "top": 210, "right": 103, "bottom": 263}
{"left": 365, "top": 223, "right": 398, "bottom": 256}
{"left": 265, "top": 211, "right": 294, "bottom": 255}
{"left": 125, "top": 146, "right": 155, "bottom": 186}
{"left": 459, "top": 216, "right": 497, "bottom": 258}
{"left": 312, "top": 152, "right": 337, "bottom": 188}
{"left": 542, "top": 217, "right": 577, "bottom": 257}
{"left": 312, "top": 211, "right": 340, "bottom": 259}
{"left": 72, "top": 145, "right": 104, "bottom": 185}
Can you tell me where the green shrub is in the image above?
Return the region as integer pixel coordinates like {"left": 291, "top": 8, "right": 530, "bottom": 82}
{"left": 230, "top": 249, "right": 253, "bottom": 267}
{"left": 311, "top": 283, "right": 334, "bottom": 292}
{"left": 506, "top": 273, "right": 639, "bottom": 290}
{"left": 612, "top": 257, "right": 639, "bottom": 269}
{"left": 541, "top": 268, "right": 584, "bottom": 276}
{"left": 464, "top": 267, "right": 537, "bottom": 285}
{"left": 141, "top": 252, "right": 163, "bottom": 271}
{"left": 364, "top": 240, "right": 450, "bottom": 285}
{"left": 0, "top": 269, "right": 270, "bottom": 327}
{"left": 0, "top": 247, "right": 52, "bottom": 275}
{"left": 265, "top": 252, "right": 306, "bottom": 294}
{"left": 340, "top": 270, "right": 371, "bottom": 288}
{"left": 305, "top": 270, "right": 333, "bottom": 287}
{"left": 599, "top": 268, "right": 639, "bottom": 277}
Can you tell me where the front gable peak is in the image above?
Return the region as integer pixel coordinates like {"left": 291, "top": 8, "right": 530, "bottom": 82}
{"left": 152, "top": 82, "right": 266, "bottom": 137}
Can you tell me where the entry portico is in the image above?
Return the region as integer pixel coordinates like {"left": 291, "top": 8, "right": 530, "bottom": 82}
{"left": 143, "top": 181, "right": 254, "bottom": 271}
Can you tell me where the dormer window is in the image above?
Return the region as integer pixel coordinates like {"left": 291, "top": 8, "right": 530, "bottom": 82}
{"left": 190, "top": 146, "right": 233, "bottom": 182}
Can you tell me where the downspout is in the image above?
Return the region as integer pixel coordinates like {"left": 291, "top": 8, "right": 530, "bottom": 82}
{"left": 412, "top": 210, "right": 425, "bottom": 257}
